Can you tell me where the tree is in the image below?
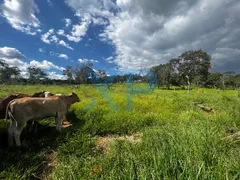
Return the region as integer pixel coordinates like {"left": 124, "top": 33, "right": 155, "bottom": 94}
{"left": 220, "top": 72, "right": 235, "bottom": 90}
{"left": 27, "top": 66, "right": 47, "bottom": 84}
{"left": 0, "top": 59, "right": 8, "bottom": 68}
{"left": 0, "top": 66, "right": 21, "bottom": 83}
{"left": 151, "top": 59, "right": 178, "bottom": 89}
{"left": 178, "top": 50, "right": 211, "bottom": 93}
{"left": 234, "top": 74, "right": 240, "bottom": 88}
{"left": 151, "top": 64, "right": 171, "bottom": 89}
{"left": 72, "top": 63, "right": 95, "bottom": 84}
{"left": 63, "top": 66, "right": 73, "bottom": 84}
{"left": 206, "top": 72, "right": 222, "bottom": 88}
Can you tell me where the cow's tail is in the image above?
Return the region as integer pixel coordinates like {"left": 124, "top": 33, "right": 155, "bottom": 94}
{"left": 4, "top": 99, "right": 17, "bottom": 129}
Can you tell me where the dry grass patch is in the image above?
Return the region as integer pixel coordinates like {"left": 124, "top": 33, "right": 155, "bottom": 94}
{"left": 96, "top": 132, "right": 143, "bottom": 154}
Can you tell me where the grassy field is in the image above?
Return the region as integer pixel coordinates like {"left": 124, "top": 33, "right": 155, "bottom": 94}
{"left": 0, "top": 84, "right": 240, "bottom": 179}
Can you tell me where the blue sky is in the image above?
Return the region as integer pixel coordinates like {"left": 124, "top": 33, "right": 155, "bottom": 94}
{"left": 0, "top": 0, "right": 240, "bottom": 79}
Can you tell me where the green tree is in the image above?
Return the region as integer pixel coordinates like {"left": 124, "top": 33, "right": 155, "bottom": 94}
{"left": 63, "top": 65, "right": 73, "bottom": 84}
{"left": 178, "top": 50, "right": 211, "bottom": 93}
{"left": 151, "top": 63, "right": 172, "bottom": 89}
{"left": 0, "top": 66, "right": 21, "bottom": 83}
{"left": 73, "top": 63, "right": 94, "bottom": 84}
{"left": 234, "top": 74, "right": 240, "bottom": 88}
{"left": 27, "top": 66, "right": 47, "bottom": 84}
{"left": 206, "top": 72, "right": 222, "bottom": 88}
{"left": 0, "top": 59, "right": 8, "bottom": 68}
{"left": 151, "top": 59, "right": 178, "bottom": 89}
{"left": 220, "top": 72, "right": 235, "bottom": 89}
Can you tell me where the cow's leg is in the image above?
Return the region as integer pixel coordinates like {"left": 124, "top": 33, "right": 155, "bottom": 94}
{"left": 8, "top": 119, "right": 17, "bottom": 147}
{"left": 55, "top": 112, "right": 63, "bottom": 131}
{"left": 27, "top": 120, "right": 33, "bottom": 132}
{"left": 14, "top": 124, "right": 24, "bottom": 146}
{"left": 33, "top": 121, "right": 38, "bottom": 134}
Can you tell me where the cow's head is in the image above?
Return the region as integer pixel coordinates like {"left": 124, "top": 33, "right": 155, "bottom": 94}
{"left": 68, "top": 92, "right": 80, "bottom": 104}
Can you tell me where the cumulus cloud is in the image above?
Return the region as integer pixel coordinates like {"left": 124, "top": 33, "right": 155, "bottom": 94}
{"left": 65, "top": 0, "right": 117, "bottom": 21}
{"left": 41, "top": 29, "right": 74, "bottom": 50}
{"left": 106, "top": 56, "right": 114, "bottom": 63}
{"left": 57, "top": 29, "right": 65, "bottom": 36}
{"left": 64, "top": 18, "right": 71, "bottom": 27}
{"left": 0, "top": 46, "right": 25, "bottom": 59}
{"left": 41, "top": 28, "right": 54, "bottom": 44}
{"left": 78, "top": 58, "right": 99, "bottom": 64}
{"left": 58, "top": 53, "right": 69, "bottom": 59}
{"left": 65, "top": 0, "right": 240, "bottom": 72}
{"left": 57, "top": 21, "right": 89, "bottom": 43}
{"left": 61, "top": 0, "right": 118, "bottom": 43}
{"left": 58, "top": 40, "right": 73, "bottom": 50}
{"left": 47, "top": 72, "right": 67, "bottom": 80}
{"left": 0, "top": 46, "right": 65, "bottom": 78}
{"left": 0, "top": 0, "right": 41, "bottom": 35}
{"left": 29, "top": 60, "right": 65, "bottom": 71}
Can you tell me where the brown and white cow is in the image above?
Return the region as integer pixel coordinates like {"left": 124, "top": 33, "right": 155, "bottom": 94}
{"left": 7, "top": 92, "right": 80, "bottom": 146}
{"left": 0, "top": 91, "right": 48, "bottom": 119}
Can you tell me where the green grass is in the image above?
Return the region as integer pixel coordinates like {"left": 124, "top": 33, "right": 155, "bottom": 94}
{"left": 0, "top": 84, "right": 240, "bottom": 179}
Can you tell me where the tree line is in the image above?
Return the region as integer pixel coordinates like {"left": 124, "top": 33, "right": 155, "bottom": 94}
{"left": 150, "top": 50, "right": 240, "bottom": 91}
{"left": 1, "top": 49, "right": 240, "bottom": 90}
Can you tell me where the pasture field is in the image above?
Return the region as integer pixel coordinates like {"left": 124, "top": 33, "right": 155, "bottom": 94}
{"left": 0, "top": 84, "right": 240, "bottom": 179}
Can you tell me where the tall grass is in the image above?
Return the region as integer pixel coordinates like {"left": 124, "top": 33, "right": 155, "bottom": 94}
{"left": 0, "top": 84, "right": 240, "bottom": 179}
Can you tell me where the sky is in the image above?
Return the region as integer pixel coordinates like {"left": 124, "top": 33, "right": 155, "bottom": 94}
{"left": 0, "top": 0, "right": 240, "bottom": 80}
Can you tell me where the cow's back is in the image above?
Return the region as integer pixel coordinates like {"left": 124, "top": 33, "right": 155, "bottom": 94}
{"left": 9, "top": 97, "right": 66, "bottom": 122}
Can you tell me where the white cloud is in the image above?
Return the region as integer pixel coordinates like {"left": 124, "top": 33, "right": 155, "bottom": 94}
{"left": 92, "top": 17, "right": 108, "bottom": 26}
{"left": 58, "top": 54, "right": 69, "bottom": 59}
{"left": 39, "top": 48, "right": 44, "bottom": 53}
{"left": 65, "top": 0, "right": 240, "bottom": 72}
{"left": 50, "top": 35, "right": 59, "bottom": 43}
{"left": 58, "top": 40, "right": 73, "bottom": 50}
{"left": 0, "top": 47, "right": 65, "bottom": 78}
{"left": 64, "top": 18, "right": 71, "bottom": 27}
{"left": 78, "top": 58, "right": 98, "bottom": 64}
{"left": 41, "top": 28, "right": 54, "bottom": 44}
{"left": 0, "top": 46, "right": 25, "bottom": 59}
{"left": 47, "top": 72, "right": 67, "bottom": 80}
{"left": 0, "top": 0, "right": 41, "bottom": 35}
{"left": 58, "top": 21, "right": 89, "bottom": 43}
{"left": 0, "top": 47, "right": 28, "bottom": 76}
{"left": 106, "top": 56, "right": 114, "bottom": 63}
{"left": 57, "top": 29, "right": 65, "bottom": 36}
{"left": 41, "top": 29, "right": 74, "bottom": 50}
{"left": 62, "top": 0, "right": 118, "bottom": 43}
{"left": 0, "top": 46, "right": 66, "bottom": 78}
{"left": 29, "top": 60, "right": 65, "bottom": 71}
{"left": 65, "top": 0, "right": 117, "bottom": 21}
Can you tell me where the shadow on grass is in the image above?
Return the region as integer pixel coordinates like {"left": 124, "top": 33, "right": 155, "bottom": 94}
{"left": 0, "top": 111, "right": 84, "bottom": 179}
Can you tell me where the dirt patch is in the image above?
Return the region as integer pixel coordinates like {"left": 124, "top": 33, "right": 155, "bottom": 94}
{"left": 223, "top": 131, "right": 240, "bottom": 142}
{"left": 41, "top": 150, "right": 57, "bottom": 180}
{"left": 96, "top": 132, "right": 142, "bottom": 154}
{"left": 47, "top": 151, "right": 57, "bottom": 167}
